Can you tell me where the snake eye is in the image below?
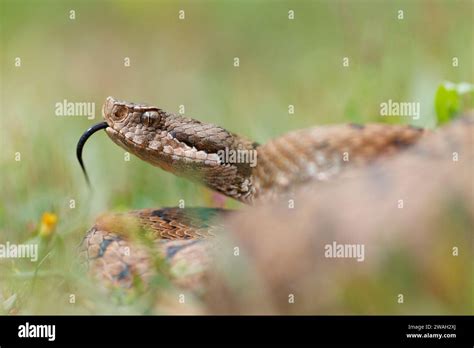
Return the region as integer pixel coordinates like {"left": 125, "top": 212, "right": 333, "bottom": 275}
{"left": 142, "top": 110, "right": 160, "bottom": 127}
{"left": 111, "top": 105, "right": 129, "bottom": 121}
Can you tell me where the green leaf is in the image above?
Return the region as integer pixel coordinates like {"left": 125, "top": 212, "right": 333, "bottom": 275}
{"left": 435, "top": 82, "right": 474, "bottom": 125}
{"left": 435, "top": 84, "right": 460, "bottom": 125}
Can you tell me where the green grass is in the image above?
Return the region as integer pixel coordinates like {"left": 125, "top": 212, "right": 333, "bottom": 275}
{"left": 0, "top": 0, "right": 472, "bottom": 314}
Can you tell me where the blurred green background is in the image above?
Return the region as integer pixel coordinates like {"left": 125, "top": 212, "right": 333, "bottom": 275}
{"left": 0, "top": 0, "right": 472, "bottom": 314}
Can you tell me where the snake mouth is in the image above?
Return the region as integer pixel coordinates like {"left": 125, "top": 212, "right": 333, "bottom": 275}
{"left": 77, "top": 121, "right": 109, "bottom": 185}
{"left": 105, "top": 125, "right": 222, "bottom": 171}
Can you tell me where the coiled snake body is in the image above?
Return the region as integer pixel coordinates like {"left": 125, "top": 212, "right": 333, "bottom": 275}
{"left": 78, "top": 97, "right": 428, "bottom": 291}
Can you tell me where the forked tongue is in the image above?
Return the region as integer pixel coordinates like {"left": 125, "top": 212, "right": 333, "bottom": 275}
{"left": 76, "top": 122, "right": 108, "bottom": 186}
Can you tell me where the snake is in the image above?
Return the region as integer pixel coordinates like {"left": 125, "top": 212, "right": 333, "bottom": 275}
{"left": 77, "top": 96, "right": 428, "bottom": 291}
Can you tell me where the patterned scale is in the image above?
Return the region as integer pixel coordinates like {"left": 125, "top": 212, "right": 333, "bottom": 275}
{"left": 80, "top": 207, "right": 228, "bottom": 289}
{"left": 79, "top": 97, "right": 435, "bottom": 293}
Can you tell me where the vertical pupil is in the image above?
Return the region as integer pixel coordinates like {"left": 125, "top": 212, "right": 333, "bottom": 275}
{"left": 143, "top": 111, "right": 156, "bottom": 126}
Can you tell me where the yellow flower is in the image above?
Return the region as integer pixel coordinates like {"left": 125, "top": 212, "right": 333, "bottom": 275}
{"left": 39, "top": 212, "right": 58, "bottom": 238}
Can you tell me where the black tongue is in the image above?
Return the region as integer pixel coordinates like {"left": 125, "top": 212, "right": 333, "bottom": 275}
{"left": 76, "top": 122, "right": 108, "bottom": 186}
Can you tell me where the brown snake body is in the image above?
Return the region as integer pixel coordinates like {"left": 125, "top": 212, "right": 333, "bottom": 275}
{"left": 79, "top": 96, "right": 440, "bottom": 291}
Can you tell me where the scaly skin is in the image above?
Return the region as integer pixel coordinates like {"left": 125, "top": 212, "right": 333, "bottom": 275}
{"left": 101, "top": 96, "right": 425, "bottom": 203}
{"left": 80, "top": 96, "right": 428, "bottom": 291}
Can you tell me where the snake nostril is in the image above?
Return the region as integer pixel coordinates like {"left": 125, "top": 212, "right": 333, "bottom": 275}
{"left": 111, "top": 105, "right": 128, "bottom": 121}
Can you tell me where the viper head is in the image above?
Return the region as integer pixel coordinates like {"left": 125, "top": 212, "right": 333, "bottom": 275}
{"left": 99, "top": 97, "right": 257, "bottom": 201}
{"left": 103, "top": 96, "right": 252, "bottom": 167}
